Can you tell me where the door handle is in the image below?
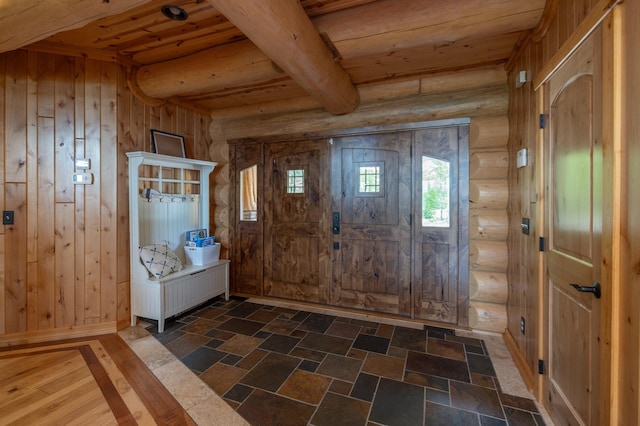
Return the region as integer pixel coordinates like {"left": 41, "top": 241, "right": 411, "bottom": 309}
{"left": 570, "top": 282, "right": 601, "bottom": 299}
{"left": 332, "top": 212, "right": 340, "bottom": 235}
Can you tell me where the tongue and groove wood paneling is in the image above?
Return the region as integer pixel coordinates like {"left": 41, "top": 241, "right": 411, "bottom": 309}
{"left": 0, "top": 50, "right": 213, "bottom": 345}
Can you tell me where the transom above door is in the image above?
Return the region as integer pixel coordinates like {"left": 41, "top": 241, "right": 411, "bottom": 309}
{"left": 229, "top": 122, "right": 469, "bottom": 326}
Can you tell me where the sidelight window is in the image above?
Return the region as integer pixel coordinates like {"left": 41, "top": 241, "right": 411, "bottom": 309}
{"left": 240, "top": 165, "right": 258, "bottom": 221}
{"left": 422, "top": 156, "right": 450, "bottom": 227}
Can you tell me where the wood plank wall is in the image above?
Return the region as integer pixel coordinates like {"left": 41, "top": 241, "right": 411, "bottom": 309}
{"left": 505, "top": 0, "right": 608, "bottom": 391}
{"left": 0, "top": 50, "right": 212, "bottom": 345}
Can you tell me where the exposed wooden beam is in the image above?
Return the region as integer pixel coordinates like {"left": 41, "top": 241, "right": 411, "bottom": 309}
{"left": 135, "top": 0, "right": 538, "bottom": 108}
{"left": 204, "top": 0, "right": 360, "bottom": 115}
{"left": 0, "top": 0, "right": 152, "bottom": 54}
{"left": 136, "top": 40, "right": 280, "bottom": 99}
{"left": 216, "top": 84, "right": 508, "bottom": 141}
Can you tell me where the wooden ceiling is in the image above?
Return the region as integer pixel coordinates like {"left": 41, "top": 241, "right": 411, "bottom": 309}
{"left": 5, "top": 0, "right": 546, "bottom": 114}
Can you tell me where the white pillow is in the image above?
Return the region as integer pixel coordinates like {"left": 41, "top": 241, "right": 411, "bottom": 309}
{"left": 139, "top": 243, "right": 183, "bottom": 278}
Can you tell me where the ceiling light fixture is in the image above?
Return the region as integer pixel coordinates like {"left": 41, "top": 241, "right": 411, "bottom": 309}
{"left": 161, "top": 5, "right": 188, "bottom": 21}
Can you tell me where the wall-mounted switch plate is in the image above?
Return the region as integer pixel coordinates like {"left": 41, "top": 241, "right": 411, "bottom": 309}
{"left": 75, "top": 158, "right": 91, "bottom": 170}
{"left": 73, "top": 173, "right": 94, "bottom": 185}
{"left": 517, "top": 149, "right": 527, "bottom": 168}
{"left": 3, "top": 210, "right": 14, "bottom": 225}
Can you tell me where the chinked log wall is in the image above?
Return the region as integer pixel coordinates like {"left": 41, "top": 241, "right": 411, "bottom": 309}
{"left": 208, "top": 66, "right": 510, "bottom": 333}
{"left": 468, "top": 116, "right": 509, "bottom": 332}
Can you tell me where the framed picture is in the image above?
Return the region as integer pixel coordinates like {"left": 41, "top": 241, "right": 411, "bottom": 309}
{"left": 150, "top": 129, "right": 186, "bottom": 158}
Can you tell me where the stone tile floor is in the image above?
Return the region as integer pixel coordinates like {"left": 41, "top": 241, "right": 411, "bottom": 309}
{"left": 147, "top": 297, "right": 546, "bottom": 426}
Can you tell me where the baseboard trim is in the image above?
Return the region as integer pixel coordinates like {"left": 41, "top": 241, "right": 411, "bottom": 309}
{"left": 503, "top": 328, "right": 536, "bottom": 391}
{"left": 0, "top": 322, "right": 117, "bottom": 347}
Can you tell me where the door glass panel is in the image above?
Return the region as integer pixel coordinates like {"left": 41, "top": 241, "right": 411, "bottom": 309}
{"left": 357, "top": 161, "right": 384, "bottom": 196}
{"left": 240, "top": 165, "right": 258, "bottom": 221}
{"left": 287, "top": 169, "right": 305, "bottom": 194}
{"left": 422, "top": 156, "right": 450, "bottom": 227}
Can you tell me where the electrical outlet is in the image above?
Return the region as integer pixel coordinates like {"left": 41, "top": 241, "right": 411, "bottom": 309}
{"left": 3, "top": 210, "right": 14, "bottom": 225}
{"left": 520, "top": 316, "right": 526, "bottom": 335}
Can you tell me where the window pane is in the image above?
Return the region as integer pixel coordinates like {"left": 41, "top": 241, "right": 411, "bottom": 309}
{"left": 240, "top": 165, "right": 258, "bottom": 221}
{"left": 287, "top": 169, "right": 305, "bottom": 194}
{"left": 359, "top": 166, "right": 380, "bottom": 193}
{"left": 422, "top": 156, "right": 450, "bottom": 227}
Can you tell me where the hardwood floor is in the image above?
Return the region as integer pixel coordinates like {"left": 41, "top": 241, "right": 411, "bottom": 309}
{"left": 0, "top": 334, "right": 195, "bottom": 425}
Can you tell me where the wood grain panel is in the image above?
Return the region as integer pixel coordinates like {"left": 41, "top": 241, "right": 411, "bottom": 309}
{"left": 37, "top": 117, "right": 55, "bottom": 331}
{"left": 5, "top": 184, "right": 27, "bottom": 333}
{"left": 5, "top": 50, "right": 28, "bottom": 183}
{"left": 83, "top": 59, "right": 102, "bottom": 323}
{"left": 0, "top": 235, "right": 5, "bottom": 334}
{"left": 100, "top": 61, "right": 118, "bottom": 323}
{"left": 55, "top": 204, "right": 75, "bottom": 327}
{"left": 26, "top": 51, "right": 38, "bottom": 264}
{"left": 74, "top": 59, "right": 87, "bottom": 326}
{"left": 54, "top": 55, "right": 75, "bottom": 203}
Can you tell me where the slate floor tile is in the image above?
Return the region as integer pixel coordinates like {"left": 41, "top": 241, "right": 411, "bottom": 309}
{"left": 226, "top": 302, "right": 263, "bottom": 318}
{"left": 181, "top": 346, "right": 226, "bottom": 372}
{"left": 200, "top": 363, "right": 247, "bottom": 396}
{"left": 217, "top": 334, "right": 263, "bottom": 356}
{"left": 369, "top": 378, "right": 424, "bottom": 426}
{"left": 217, "top": 317, "right": 265, "bottom": 336}
{"left": 350, "top": 372, "right": 379, "bottom": 402}
{"left": 504, "top": 406, "right": 540, "bottom": 425}
{"left": 468, "top": 353, "right": 497, "bottom": 377}
{"left": 152, "top": 297, "right": 544, "bottom": 425}
{"left": 406, "top": 351, "right": 471, "bottom": 383}
{"left": 298, "top": 313, "right": 336, "bottom": 333}
{"left": 238, "top": 389, "right": 316, "bottom": 426}
{"left": 450, "top": 380, "right": 504, "bottom": 419}
{"left": 299, "top": 332, "right": 353, "bottom": 355}
{"left": 165, "top": 333, "right": 211, "bottom": 359}
{"left": 258, "top": 333, "right": 300, "bottom": 354}
{"left": 278, "top": 369, "right": 332, "bottom": 404}
{"left": 361, "top": 352, "right": 405, "bottom": 380}
{"left": 352, "top": 333, "right": 390, "bottom": 354}
{"left": 391, "top": 326, "right": 427, "bottom": 351}
{"left": 311, "top": 392, "right": 370, "bottom": 426}
{"left": 425, "top": 400, "right": 480, "bottom": 425}
{"left": 317, "top": 353, "right": 363, "bottom": 382}
{"left": 427, "top": 336, "right": 466, "bottom": 361}
{"left": 240, "top": 352, "right": 300, "bottom": 392}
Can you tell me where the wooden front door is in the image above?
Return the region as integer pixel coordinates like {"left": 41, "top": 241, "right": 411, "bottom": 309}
{"left": 542, "top": 28, "right": 602, "bottom": 425}
{"left": 412, "top": 126, "right": 467, "bottom": 323}
{"left": 330, "top": 133, "right": 412, "bottom": 316}
{"left": 263, "top": 140, "right": 331, "bottom": 303}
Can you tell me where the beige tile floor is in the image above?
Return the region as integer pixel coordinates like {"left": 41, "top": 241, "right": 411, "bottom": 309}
{"left": 120, "top": 305, "right": 554, "bottom": 426}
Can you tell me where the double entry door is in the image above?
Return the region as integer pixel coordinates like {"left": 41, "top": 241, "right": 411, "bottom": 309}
{"left": 230, "top": 124, "right": 468, "bottom": 324}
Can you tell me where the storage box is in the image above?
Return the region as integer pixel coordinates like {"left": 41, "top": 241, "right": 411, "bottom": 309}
{"left": 184, "top": 243, "right": 220, "bottom": 265}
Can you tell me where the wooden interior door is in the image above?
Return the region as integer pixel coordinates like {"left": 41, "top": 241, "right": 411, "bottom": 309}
{"left": 330, "top": 133, "right": 412, "bottom": 316}
{"left": 412, "top": 126, "right": 468, "bottom": 323}
{"left": 263, "top": 140, "right": 330, "bottom": 303}
{"left": 543, "top": 28, "right": 602, "bottom": 425}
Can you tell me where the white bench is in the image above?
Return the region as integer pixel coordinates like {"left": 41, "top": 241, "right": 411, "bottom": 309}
{"left": 130, "top": 260, "right": 229, "bottom": 333}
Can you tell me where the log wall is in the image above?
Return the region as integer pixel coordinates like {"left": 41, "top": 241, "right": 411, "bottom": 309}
{"left": 468, "top": 116, "right": 509, "bottom": 332}
{"left": 0, "top": 50, "right": 212, "bottom": 345}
